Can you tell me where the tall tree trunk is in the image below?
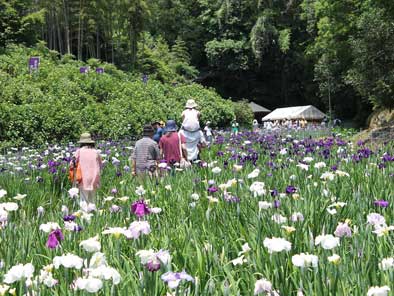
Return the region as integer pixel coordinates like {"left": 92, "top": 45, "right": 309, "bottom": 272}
{"left": 96, "top": 25, "right": 100, "bottom": 59}
{"left": 47, "top": 9, "right": 51, "bottom": 49}
{"left": 56, "top": 12, "right": 63, "bottom": 54}
{"left": 281, "top": 57, "right": 289, "bottom": 105}
{"left": 78, "top": 0, "right": 83, "bottom": 60}
{"left": 129, "top": 27, "right": 137, "bottom": 70}
{"left": 110, "top": 16, "right": 114, "bottom": 64}
{"left": 104, "top": 41, "right": 108, "bottom": 62}
{"left": 63, "top": 0, "right": 71, "bottom": 54}
{"left": 50, "top": 8, "right": 56, "bottom": 50}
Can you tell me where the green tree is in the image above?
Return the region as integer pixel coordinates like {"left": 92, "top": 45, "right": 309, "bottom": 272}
{"left": 0, "top": 0, "right": 44, "bottom": 48}
{"left": 346, "top": 5, "right": 394, "bottom": 109}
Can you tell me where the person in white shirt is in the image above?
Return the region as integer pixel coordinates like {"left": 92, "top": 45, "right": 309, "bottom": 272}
{"left": 204, "top": 121, "right": 213, "bottom": 145}
{"left": 180, "top": 99, "right": 202, "bottom": 162}
{"left": 252, "top": 119, "right": 259, "bottom": 132}
{"left": 181, "top": 99, "right": 200, "bottom": 132}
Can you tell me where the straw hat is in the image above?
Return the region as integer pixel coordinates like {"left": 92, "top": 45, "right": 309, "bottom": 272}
{"left": 185, "top": 99, "right": 198, "bottom": 109}
{"left": 78, "top": 132, "right": 95, "bottom": 144}
{"left": 152, "top": 120, "right": 165, "bottom": 126}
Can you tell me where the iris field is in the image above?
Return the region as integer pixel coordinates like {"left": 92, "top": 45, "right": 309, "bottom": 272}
{"left": 0, "top": 130, "right": 393, "bottom": 295}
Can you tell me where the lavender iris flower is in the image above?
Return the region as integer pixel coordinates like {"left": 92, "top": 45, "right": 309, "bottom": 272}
{"left": 224, "top": 194, "right": 240, "bottom": 203}
{"left": 110, "top": 205, "right": 121, "bottom": 213}
{"left": 161, "top": 270, "right": 194, "bottom": 289}
{"left": 334, "top": 223, "right": 352, "bottom": 237}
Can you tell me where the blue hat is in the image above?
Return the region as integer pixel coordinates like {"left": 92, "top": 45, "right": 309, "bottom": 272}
{"left": 165, "top": 120, "right": 178, "bottom": 132}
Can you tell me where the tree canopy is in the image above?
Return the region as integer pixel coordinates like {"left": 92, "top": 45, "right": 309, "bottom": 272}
{"left": 2, "top": 0, "right": 394, "bottom": 125}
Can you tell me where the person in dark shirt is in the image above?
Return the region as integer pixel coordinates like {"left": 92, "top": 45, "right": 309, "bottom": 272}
{"left": 152, "top": 121, "right": 164, "bottom": 143}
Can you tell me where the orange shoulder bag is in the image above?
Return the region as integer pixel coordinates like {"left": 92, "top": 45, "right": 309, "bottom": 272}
{"left": 69, "top": 159, "right": 82, "bottom": 183}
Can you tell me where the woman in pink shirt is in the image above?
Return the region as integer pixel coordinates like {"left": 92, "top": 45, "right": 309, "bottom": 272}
{"left": 72, "top": 132, "right": 102, "bottom": 203}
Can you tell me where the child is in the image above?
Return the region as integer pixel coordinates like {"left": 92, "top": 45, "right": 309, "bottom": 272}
{"left": 204, "top": 121, "right": 213, "bottom": 145}
{"left": 231, "top": 119, "right": 239, "bottom": 135}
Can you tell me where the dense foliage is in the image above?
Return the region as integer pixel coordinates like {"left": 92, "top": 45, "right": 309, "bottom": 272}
{"left": 2, "top": 0, "right": 394, "bottom": 124}
{"left": 0, "top": 45, "right": 236, "bottom": 147}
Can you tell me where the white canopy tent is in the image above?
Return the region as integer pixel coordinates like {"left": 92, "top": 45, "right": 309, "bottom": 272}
{"left": 249, "top": 102, "right": 270, "bottom": 113}
{"left": 262, "top": 105, "right": 326, "bottom": 121}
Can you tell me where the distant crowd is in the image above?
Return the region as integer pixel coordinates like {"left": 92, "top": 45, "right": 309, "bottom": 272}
{"left": 252, "top": 117, "right": 341, "bottom": 132}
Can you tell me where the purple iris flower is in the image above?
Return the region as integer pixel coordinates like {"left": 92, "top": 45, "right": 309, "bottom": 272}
{"left": 374, "top": 200, "right": 389, "bottom": 208}
{"left": 270, "top": 189, "right": 278, "bottom": 197}
{"left": 285, "top": 185, "right": 297, "bottom": 194}
{"left": 146, "top": 261, "right": 161, "bottom": 272}
{"left": 46, "top": 229, "right": 64, "bottom": 249}
{"left": 111, "top": 188, "right": 118, "bottom": 195}
{"left": 382, "top": 154, "right": 393, "bottom": 162}
{"left": 224, "top": 194, "right": 240, "bottom": 203}
{"left": 48, "top": 167, "right": 57, "bottom": 174}
{"left": 131, "top": 200, "right": 150, "bottom": 217}
{"left": 208, "top": 186, "right": 218, "bottom": 193}
{"left": 63, "top": 215, "right": 76, "bottom": 222}
{"left": 273, "top": 200, "right": 281, "bottom": 208}
{"left": 74, "top": 225, "right": 83, "bottom": 232}
{"left": 321, "top": 149, "right": 330, "bottom": 159}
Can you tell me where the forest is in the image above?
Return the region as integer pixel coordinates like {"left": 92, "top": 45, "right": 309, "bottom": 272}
{"left": 2, "top": 0, "right": 394, "bottom": 125}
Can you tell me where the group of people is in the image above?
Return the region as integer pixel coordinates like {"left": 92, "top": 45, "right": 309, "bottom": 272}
{"left": 251, "top": 118, "right": 307, "bottom": 132}
{"left": 70, "top": 99, "right": 212, "bottom": 203}
{"left": 132, "top": 99, "right": 212, "bottom": 175}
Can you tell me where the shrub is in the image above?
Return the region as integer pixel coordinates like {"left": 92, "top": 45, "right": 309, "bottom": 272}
{"left": 0, "top": 44, "right": 235, "bottom": 147}
{"left": 233, "top": 100, "right": 254, "bottom": 127}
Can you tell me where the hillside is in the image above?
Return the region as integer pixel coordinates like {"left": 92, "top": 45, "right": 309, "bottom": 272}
{"left": 0, "top": 45, "right": 240, "bottom": 147}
